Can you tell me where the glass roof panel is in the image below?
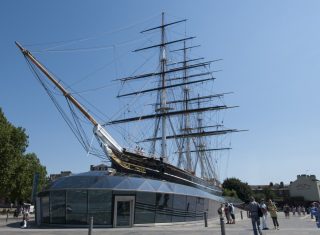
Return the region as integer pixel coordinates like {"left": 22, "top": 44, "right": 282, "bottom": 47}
{"left": 48, "top": 171, "right": 224, "bottom": 202}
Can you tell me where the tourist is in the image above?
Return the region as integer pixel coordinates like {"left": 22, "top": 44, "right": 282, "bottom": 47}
{"left": 218, "top": 203, "right": 224, "bottom": 217}
{"left": 292, "top": 206, "right": 296, "bottom": 215}
{"left": 260, "top": 199, "right": 269, "bottom": 230}
{"left": 21, "top": 210, "right": 28, "bottom": 229}
{"left": 297, "top": 205, "right": 301, "bottom": 216}
{"left": 6, "top": 209, "right": 9, "bottom": 223}
{"left": 248, "top": 197, "right": 262, "bottom": 235}
{"left": 267, "top": 199, "right": 279, "bottom": 230}
{"left": 283, "top": 204, "right": 290, "bottom": 218}
{"left": 224, "top": 203, "right": 232, "bottom": 224}
{"left": 311, "top": 202, "right": 320, "bottom": 228}
{"left": 301, "top": 206, "right": 306, "bottom": 215}
{"left": 229, "top": 203, "right": 235, "bottom": 224}
{"left": 311, "top": 203, "right": 316, "bottom": 220}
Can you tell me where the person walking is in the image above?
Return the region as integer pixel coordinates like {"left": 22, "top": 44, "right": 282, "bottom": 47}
{"left": 311, "top": 203, "right": 316, "bottom": 220}
{"left": 283, "top": 204, "right": 290, "bottom": 218}
{"left": 267, "top": 199, "right": 279, "bottom": 230}
{"left": 218, "top": 203, "right": 224, "bottom": 217}
{"left": 229, "top": 203, "right": 236, "bottom": 224}
{"left": 248, "top": 197, "right": 262, "bottom": 235}
{"left": 6, "top": 209, "right": 9, "bottom": 223}
{"left": 311, "top": 202, "right": 320, "bottom": 228}
{"left": 297, "top": 205, "right": 301, "bottom": 216}
{"left": 224, "top": 203, "right": 232, "bottom": 224}
{"left": 260, "top": 199, "right": 269, "bottom": 230}
{"left": 21, "top": 211, "right": 28, "bottom": 228}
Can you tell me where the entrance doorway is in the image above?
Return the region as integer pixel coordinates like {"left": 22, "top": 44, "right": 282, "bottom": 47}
{"left": 113, "top": 196, "right": 135, "bottom": 227}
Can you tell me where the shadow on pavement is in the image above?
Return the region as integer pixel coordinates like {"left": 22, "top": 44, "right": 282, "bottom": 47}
{"left": 6, "top": 221, "right": 21, "bottom": 228}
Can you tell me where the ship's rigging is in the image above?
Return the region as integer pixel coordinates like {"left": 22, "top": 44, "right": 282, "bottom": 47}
{"left": 16, "top": 13, "right": 245, "bottom": 188}
{"left": 107, "top": 13, "right": 243, "bottom": 180}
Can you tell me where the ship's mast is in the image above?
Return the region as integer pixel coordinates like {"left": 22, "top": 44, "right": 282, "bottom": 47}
{"left": 183, "top": 41, "right": 192, "bottom": 171}
{"left": 108, "top": 14, "right": 244, "bottom": 175}
{"left": 196, "top": 95, "right": 205, "bottom": 178}
{"left": 160, "top": 12, "right": 168, "bottom": 161}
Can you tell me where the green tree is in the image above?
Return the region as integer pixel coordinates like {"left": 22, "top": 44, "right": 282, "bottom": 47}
{"left": 261, "top": 186, "right": 276, "bottom": 201}
{"left": 0, "top": 109, "right": 26, "bottom": 199}
{"left": 0, "top": 108, "right": 47, "bottom": 203}
{"left": 11, "top": 153, "right": 47, "bottom": 202}
{"left": 222, "top": 177, "right": 253, "bottom": 202}
{"left": 222, "top": 188, "right": 239, "bottom": 198}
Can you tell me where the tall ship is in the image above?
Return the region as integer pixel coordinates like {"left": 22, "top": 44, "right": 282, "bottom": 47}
{"left": 17, "top": 13, "right": 243, "bottom": 227}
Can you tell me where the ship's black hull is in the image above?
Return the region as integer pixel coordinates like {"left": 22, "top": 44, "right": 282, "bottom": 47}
{"left": 109, "top": 148, "right": 222, "bottom": 196}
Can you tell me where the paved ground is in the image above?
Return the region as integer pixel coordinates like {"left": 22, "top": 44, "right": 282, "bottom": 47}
{"left": 0, "top": 212, "right": 319, "bottom": 235}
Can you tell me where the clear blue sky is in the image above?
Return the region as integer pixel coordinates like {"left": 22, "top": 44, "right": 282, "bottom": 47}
{"left": 1, "top": 0, "right": 320, "bottom": 185}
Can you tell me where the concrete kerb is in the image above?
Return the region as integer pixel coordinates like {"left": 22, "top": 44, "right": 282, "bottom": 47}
{"left": 1, "top": 213, "right": 320, "bottom": 235}
{"left": 0, "top": 211, "right": 247, "bottom": 229}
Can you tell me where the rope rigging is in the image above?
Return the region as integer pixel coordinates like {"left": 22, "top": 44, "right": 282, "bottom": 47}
{"left": 24, "top": 13, "right": 161, "bottom": 51}
{"left": 24, "top": 56, "right": 106, "bottom": 160}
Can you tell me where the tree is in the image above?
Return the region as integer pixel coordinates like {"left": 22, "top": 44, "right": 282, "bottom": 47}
{"left": 0, "top": 109, "right": 26, "bottom": 199}
{"left": 262, "top": 186, "right": 276, "bottom": 200}
{"left": 0, "top": 108, "right": 47, "bottom": 203}
{"left": 222, "top": 177, "right": 253, "bottom": 203}
{"left": 11, "top": 153, "right": 47, "bottom": 202}
{"left": 222, "top": 188, "right": 239, "bottom": 198}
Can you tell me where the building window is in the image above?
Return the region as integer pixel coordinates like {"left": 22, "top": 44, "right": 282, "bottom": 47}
{"left": 135, "top": 192, "right": 156, "bottom": 224}
{"left": 195, "top": 197, "right": 204, "bottom": 220}
{"left": 50, "top": 190, "right": 65, "bottom": 224}
{"left": 155, "top": 193, "right": 173, "bottom": 223}
{"left": 66, "top": 190, "right": 88, "bottom": 224}
{"left": 88, "top": 190, "right": 112, "bottom": 225}
{"left": 185, "top": 196, "right": 196, "bottom": 221}
{"left": 41, "top": 192, "right": 50, "bottom": 223}
{"left": 172, "top": 194, "right": 187, "bottom": 222}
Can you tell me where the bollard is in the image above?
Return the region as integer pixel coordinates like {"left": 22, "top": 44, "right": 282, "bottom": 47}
{"left": 204, "top": 211, "right": 208, "bottom": 227}
{"left": 88, "top": 216, "right": 93, "bottom": 235}
{"left": 240, "top": 210, "right": 243, "bottom": 220}
{"left": 220, "top": 216, "right": 226, "bottom": 235}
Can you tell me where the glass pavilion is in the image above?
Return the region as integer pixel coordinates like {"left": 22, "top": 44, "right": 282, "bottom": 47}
{"left": 38, "top": 171, "right": 224, "bottom": 227}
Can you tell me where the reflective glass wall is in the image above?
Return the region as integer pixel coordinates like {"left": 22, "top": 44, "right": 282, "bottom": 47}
{"left": 50, "top": 191, "right": 65, "bottom": 224}
{"left": 88, "top": 190, "right": 112, "bottom": 225}
{"left": 40, "top": 192, "right": 50, "bottom": 224}
{"left": 66, "top": 190, "right": 87, "bottom": 224}
{"left": 40, "top": 189, "right": 220, "bottom": 226}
